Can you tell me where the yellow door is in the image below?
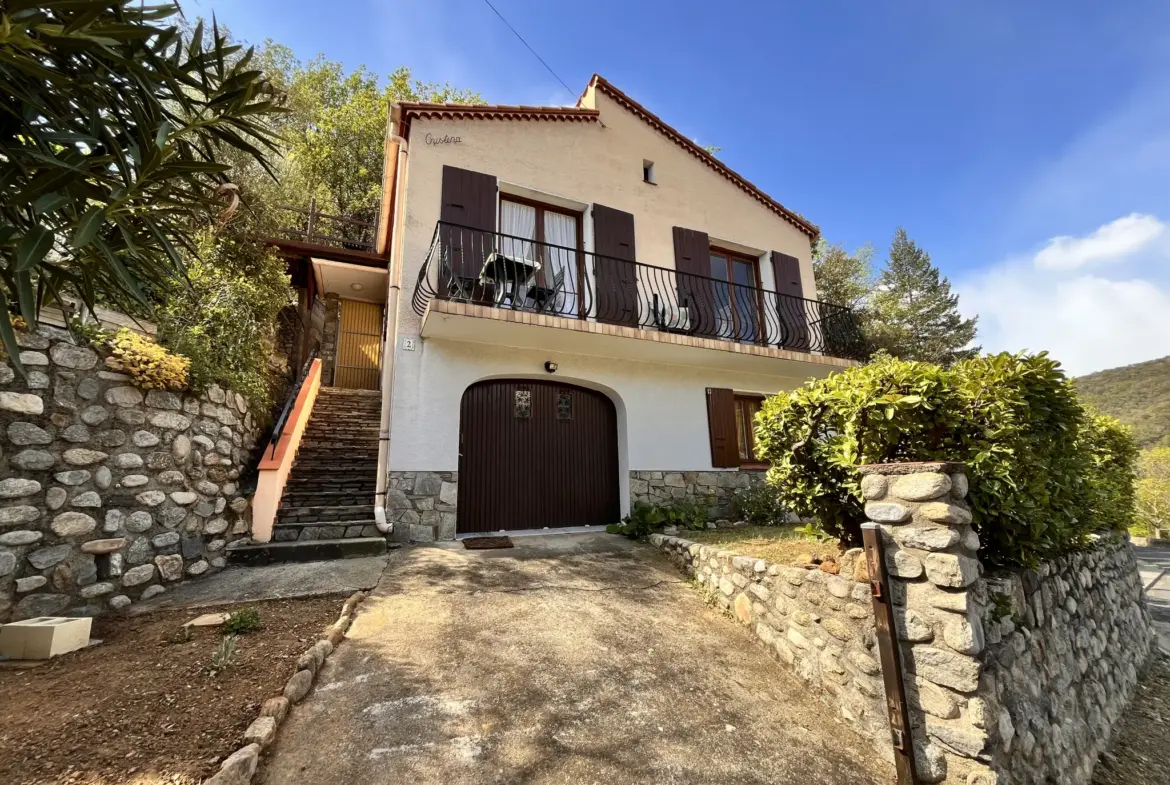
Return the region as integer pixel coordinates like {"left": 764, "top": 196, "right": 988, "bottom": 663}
{"left": 334, "top": 299, "right": 384, "bottom": 390}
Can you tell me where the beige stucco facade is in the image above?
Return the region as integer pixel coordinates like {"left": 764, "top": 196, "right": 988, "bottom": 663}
{"left": 376, "top": 81, "right": 845, "bottom": 538}
{"left": 396, "top": 91, "right": 816, "bottom": 341}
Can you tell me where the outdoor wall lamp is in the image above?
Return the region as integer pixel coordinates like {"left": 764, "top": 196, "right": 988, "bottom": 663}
{"left": 544, "top": 361, "right": 558, "bottom": 373}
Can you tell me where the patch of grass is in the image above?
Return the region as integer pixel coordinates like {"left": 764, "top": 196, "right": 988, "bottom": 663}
{"left": 685, "top": 525, "right": 842, "bottom": 565}
{"left": 224, "top": 607, "right": 261, "bottom": 635}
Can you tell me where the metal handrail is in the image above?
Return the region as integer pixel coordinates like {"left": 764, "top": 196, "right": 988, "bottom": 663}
{"left": 268, "top": 345, "right": 318, "bottom": 460}
{"left": 412, "top": 221, "right": 868, "bottom": 360}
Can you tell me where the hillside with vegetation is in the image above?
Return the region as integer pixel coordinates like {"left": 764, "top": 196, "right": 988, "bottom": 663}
{"left": 1076, "top": 356, "right": 1170, "bottom": 448}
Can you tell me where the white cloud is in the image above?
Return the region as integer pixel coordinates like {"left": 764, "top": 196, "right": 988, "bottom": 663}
{"left": 1033, "top": 213, "right": 1165, "bottom": 271}
{"left": 959, "top": 215, "right": 1170, "bottom": 376}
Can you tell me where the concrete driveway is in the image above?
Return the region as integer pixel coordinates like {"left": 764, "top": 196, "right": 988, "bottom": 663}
{"left": 258, "top": 534, "right": 892, "bottom": 785}
{"left": 1135, "top": 545, "right": 1170, "bottom": 653}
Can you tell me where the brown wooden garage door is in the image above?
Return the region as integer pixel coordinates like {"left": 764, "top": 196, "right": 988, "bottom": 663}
{"left": 457, "top": 379, "right": 620, "bottom": 534}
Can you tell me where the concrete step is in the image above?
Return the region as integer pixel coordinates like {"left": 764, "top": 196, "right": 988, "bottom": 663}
{"left": 279, "top": 494, "right": 375, "bottom": 509}
{"left": 272, "top": 520, "right": 381, "bottom": 541}
{"left": 278, "top": 504, "right": 374, "bottom": 522}
{"left": 281, "top": 483, "right": 376, "bottom": 494}
{"left": 226, "top": 536, "right": 388, "bottom": 566}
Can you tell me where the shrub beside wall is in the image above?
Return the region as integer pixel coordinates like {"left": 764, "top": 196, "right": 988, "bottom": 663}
{"left": 755, "top": 352, "right": 1138, "bottom": 566}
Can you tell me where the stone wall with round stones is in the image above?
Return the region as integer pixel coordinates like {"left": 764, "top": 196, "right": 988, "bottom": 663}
{"left": 0, "top": 324, "right": 261, "bottom": 621}
{"left": 979, "top": 536, "right": 1152, "bottom": 785}
{"left": 859, "top": 461, "right": 1154, "bottom": 785}
{"left": 630, "top": 470, "right": 766, "bottom": 520}
{"left": 651, "top": 462, "right": 1153, "bottom": 785}
{"left": 650, "top": 533, "right": 893, "bottom": 763}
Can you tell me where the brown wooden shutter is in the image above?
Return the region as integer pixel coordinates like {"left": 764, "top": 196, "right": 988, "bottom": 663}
{"left": 770, "top": 251, "right": 803, "bottom": 298}
{"left": 673, "top": 227, "right": 715, "bottom": 337}
{"left": 706, "top": 387, "right": 738, "bottom": 468}
{"left": 440, "top": 165, "right": 497, "bottom": 279}
{"left": 593, "top": 204, "right": 639, "bottom": 326}
{"left": 771, "top": 251, "right": 810, "bottom": 350}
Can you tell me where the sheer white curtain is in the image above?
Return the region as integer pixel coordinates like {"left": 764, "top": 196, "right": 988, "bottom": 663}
{"left": 500, "top": 201, "right": 536, "bottom": 262}
{"left": 543, "top": 212, "right": 579, "bottom": 316}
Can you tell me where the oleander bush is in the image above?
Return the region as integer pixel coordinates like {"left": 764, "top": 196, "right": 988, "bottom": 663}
{"left": 755, "top": 352, "right": 1138, "bottom": 566}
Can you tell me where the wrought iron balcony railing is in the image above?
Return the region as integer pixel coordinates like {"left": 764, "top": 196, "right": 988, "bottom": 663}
{"left": 274, "top": 199, "right": 377, "bottom": 253}
{"left": 412, "top": 221, "right": 867, "bottom": 361}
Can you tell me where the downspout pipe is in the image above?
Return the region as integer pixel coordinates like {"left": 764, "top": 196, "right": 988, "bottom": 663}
{"left": 374, "top": 124, "right": 409, "bottom": 534}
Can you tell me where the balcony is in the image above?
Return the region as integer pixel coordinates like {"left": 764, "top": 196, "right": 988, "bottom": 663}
{"left": 411, "top": 222, "right": 867, "bottom": 370}
{"left": 269, "top": 201, "right": 385, "bottom": 267}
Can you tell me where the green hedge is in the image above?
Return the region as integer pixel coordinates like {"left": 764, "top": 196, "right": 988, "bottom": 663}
{"left": 755, "top": 352, "right": 1137, "bottom": 566}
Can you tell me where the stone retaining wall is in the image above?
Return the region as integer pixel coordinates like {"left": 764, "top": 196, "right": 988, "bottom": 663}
{"left": 653, "top": 462, "right": 1153, "bottom": 785}
{"left": 630, "top": 469, "right": 766, "bottom": 520}
{"left": 0, "top": 325, "right": 260, "bottom": 621}
{"left": 981, "top": 538, "right": 1152, "bottom": 784}
{"left": 651, "top": 533, "right": 892, "bottom": 761}
{"left": 387, "top": 470, "right": 457, "bottom": 542}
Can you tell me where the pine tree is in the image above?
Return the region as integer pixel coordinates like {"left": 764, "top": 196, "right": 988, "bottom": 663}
{"left": 869, "top": 228, "right": 980, "bottom": 364}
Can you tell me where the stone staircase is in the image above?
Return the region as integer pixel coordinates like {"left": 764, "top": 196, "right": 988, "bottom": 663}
{"left": 228, "top": 387, "right": 387, "bottom": 565}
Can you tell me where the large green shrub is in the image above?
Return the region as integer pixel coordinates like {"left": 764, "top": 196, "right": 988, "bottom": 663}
{"left": 155, "top": 209, "right": 292, "bottom": 415}
{"left": 755, "top": 352, "right": 1138, "bottom": 566}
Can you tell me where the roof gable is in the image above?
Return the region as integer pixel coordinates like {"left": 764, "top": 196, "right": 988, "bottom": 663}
{"left": 392, "top": 76, "right": 816, "bottom": 240}
{"left": 580, "top": 75, "right": 816, "bottom": 239}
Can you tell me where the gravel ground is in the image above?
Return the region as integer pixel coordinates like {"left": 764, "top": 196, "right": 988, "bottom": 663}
{"left": 1092, "top": 652, "right": 1170, "bottom": 785}
{"left": 0, "top": 596, "right": 344, "bottom": 785}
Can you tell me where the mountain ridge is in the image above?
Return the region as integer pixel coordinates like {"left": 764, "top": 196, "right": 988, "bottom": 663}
{"left": 1075, "top": 355, "right": 1170, "bottom": 449}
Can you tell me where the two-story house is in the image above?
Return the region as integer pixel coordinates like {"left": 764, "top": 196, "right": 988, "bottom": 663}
{"left": 257, "top": 75, "right": 863, "bottom": 550}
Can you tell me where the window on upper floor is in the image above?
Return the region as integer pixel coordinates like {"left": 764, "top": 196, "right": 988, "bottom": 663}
{"left": 497, "top": 196, "right": 584, "bottom": 315}
{"left": 708, "top": 247, "right": 762, "bottom": 344}
{"left": 642, "top": 160, "right": 656, "bottom": 184}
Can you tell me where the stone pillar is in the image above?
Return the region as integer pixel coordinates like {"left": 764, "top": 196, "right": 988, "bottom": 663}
{"left": 320, "top": 293, "right": 340, "bottom": 386}
{"left": 860, "top": 462, "right": 995, "bottom": 785}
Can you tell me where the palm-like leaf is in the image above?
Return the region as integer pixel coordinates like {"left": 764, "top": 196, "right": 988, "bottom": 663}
{"left": 0, "top": 1, "right": 285, "bottom": 374}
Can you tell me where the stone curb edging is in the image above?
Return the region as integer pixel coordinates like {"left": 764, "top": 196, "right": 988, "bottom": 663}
{"left": 200, "top": 590, "right": 367, "bottom": 785}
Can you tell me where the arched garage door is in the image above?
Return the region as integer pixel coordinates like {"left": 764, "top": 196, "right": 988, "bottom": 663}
{"left": 457, "top": 379, "right": 620, "bottom": 534}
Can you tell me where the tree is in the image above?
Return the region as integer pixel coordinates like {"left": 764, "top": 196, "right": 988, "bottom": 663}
{"left": 247, "top": 47, "right": 484, "bottom": 222}
{"left": 155, "top": 201, "right": 291, "bottom": 412}
{"left": 0, "top": 3, "right": 283, "bottom": 373}
{"left": 1136, "top": 447, "right": 1170, "bottom": 536}
{"left": 812, "top": 239, "right": 875, "bottom": 311}
{"left": 869, "top": 228, "right": 979, "bottom": 364}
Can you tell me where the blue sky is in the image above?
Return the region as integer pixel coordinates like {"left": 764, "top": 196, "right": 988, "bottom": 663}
{"left": 191, "top": 0, "right": 1170, "bottom": 374}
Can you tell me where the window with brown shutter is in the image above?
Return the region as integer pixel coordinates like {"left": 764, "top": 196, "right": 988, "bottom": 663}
{"left": 706, "top": 387, "right": 738, "bottom": 468}
{"left": 707, "top": 388, "right": 768, "bottom": 469}
{"left": 733, "top": 394, "right": 766, "bottom": 467}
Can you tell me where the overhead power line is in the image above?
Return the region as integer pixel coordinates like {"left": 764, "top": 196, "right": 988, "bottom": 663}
{"left": 481, "top": 0, "right": 578, "bottom": 102}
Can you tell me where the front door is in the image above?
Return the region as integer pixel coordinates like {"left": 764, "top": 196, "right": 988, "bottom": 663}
{"left": 334, "top": 299, "right": 383, "bottom": 390}
{"left": 457, "top": 379, "right": 620, "bottom": 534}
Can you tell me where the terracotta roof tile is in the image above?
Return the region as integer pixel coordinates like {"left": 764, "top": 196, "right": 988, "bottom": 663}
{"left": 396, "top": 103, "right": 599, "bottom": 137}
{"left": 393, "top": 76, "right": 817, "bottom": 240}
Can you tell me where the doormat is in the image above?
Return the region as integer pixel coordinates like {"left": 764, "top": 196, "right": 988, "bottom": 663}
{"left": 462, "top": 536, "right": 514, "bottom": 550}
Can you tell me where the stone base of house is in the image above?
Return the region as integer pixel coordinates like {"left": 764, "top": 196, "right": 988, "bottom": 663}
{"left": 630, "top": 470, "right": 766, "bottom": 520}
{"left": 391, "top": 469, "right": 769, "bottom": 543}
{"left": 387, "top": 471, "right": 457, "bottom": 542}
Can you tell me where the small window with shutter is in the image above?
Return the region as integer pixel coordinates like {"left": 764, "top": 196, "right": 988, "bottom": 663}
{"left": 707, "top": 388, "right": 767, "bottom": 468}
